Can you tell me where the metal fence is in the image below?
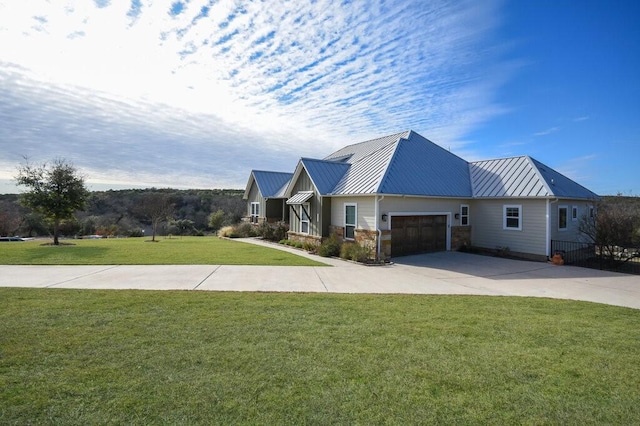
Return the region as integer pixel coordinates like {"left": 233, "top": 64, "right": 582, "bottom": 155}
{"left": 551, "top": 240, "right": 640, "bottom": 275}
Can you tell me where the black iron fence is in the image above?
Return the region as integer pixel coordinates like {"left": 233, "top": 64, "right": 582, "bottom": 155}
{"left": 551, "top": 240, "right": 640, "bottom": 275}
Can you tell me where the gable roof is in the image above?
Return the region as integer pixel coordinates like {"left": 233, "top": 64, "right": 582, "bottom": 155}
{"left": 284, "top": 158, "right": 351, "bottom": 196}
{"left": 279, "top": 130, "right": 598, "bottom": 200}
{"left": 243, "top": 170, "right": 293, "bottom": 199}
{"left": 470, "top": 156, "right": 599, "bottom": 199}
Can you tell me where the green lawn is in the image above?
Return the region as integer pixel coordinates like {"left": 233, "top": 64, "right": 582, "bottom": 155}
{"left": 1, "top": 289, "right": 639, "bottom": 424}
{"left": 0, "top": 237, "right": 325, "bottom": 266}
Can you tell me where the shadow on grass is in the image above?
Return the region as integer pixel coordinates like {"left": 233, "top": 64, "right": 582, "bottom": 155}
{"left": 24, "top": 246, "right": 110, "bottom": 264}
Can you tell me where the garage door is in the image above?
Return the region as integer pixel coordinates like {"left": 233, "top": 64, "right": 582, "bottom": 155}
{"left": 391, "top": 215, "right": 447, "bottom": 257}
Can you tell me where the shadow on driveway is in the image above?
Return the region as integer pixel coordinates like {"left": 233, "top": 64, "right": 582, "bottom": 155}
{"left": 391, "top": 251, "right": 633, "bottom": 280}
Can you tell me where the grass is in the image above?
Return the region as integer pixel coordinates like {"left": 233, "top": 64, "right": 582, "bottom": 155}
{"left": 1, "top": 289, "right": 639, "bottom": 424}
{"left": 0, "top": 237, "right": 325, "bottom": 266}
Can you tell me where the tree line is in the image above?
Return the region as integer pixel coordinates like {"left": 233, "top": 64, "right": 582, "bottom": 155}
{"left": 0, "top": 188, "right": 246, "bottom": 239}
{"left": 1, "top": 159, "right": 246, "bottom": 241}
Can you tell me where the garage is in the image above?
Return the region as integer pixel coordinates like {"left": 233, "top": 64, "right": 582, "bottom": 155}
{"left": 390, "top": 215, "right": 447, "bottom": 257}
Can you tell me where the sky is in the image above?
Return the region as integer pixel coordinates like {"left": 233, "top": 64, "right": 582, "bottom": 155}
{"left": 0, "top": 0, "right": 638, "bottom": 195}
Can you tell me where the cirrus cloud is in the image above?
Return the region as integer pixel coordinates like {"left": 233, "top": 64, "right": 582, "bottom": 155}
{"left": 0, "top": 0, "right": 507, "bottom": 190}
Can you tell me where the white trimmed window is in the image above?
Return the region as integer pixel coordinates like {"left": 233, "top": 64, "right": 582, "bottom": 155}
{"left": 589, "top": 205, "right": 595, "bottom": 218}
{"left": 460, "top": 204, "right": 469, "bottom": 226}
{"left": 503, "top": 205, "right": 522, "bottom": 230}
{"left": 559, "top": 206, "right": 568, "bottom": 230}
{"left": 344, "top": 203, "right": 357, "bottom": 240}
{"left": 250, "top": 202, "right": 260, "bottom": 224}
{"left": 572, "top": 206, "right": 578, "bottom": 221}
{"left": 300, "top": 203, "right": 310, "bottom": 234}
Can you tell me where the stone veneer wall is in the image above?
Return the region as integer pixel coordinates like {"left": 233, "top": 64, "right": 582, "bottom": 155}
{"left": 287, "top": 231, "right": 322, "bottom": 248}
{"left": 451, "top": 226, "right": 471, "bottom": 250}
{"left": 328, "top": 226, "right": 391, "bottom": 260}
{"left": 318, "top": 225, "right": 469, "bottom": 259}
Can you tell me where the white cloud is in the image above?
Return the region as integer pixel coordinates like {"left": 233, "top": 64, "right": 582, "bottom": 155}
{"left": 554, "top": 154, "right": 599, "bottom": 186}
{"left": 533, "top": 127, "right": 559, "bottom": 137}
{"left": 0, "top": 0, "right": 507, "bottom": 189}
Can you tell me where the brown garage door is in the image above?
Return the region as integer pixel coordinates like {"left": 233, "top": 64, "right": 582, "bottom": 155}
{"left": 391, "top": 215, "right": 447, "bottom": 257}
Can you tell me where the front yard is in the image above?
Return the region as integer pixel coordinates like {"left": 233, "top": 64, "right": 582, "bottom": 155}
{"left": 0, "top": 236, "right": 325, "bottom": 266}
{"left": 1, "top": 289, "right": 639, "bottom": 424}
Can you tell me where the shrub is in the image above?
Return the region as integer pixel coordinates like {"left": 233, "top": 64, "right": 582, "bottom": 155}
{"left": 340, "top": 242, "right": 371, "bottom": 262}
{"left": 234, "top": 222, "right": 257, "bottom": 238}
{"left": 257, "top": 221, "right": 289, "bottom": 242}
{"left": 128, "top": 229, "right": 144, "bottom": 238}
{"left": 303, "top": 241, "right": 318, "bottom": 253}
{"left": 318, "top": 235, "right": 342, "bottom": 257}
{"left": 218, "top": 226, "right": 236, "bottom": 238}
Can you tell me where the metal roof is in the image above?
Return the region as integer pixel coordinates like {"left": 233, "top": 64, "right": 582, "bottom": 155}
{"left": 324, "top": 130, "right": 411, "bottom": 164}
{"left": 328, "top": 131, "right": 471, "bottom": 196}
{"left": 276, "top": 130, "right": 599, "bottom": 201}
{"left": 377, "top": 132, "right": 472, "bottom": 196}
{"left": 469, "top": 156, "right": 599, "bottom": 199}
{"left": 299, "top": 158, "right": 351, "bottom": 195}
{"left": 248, "top": 170, "right": 293, "bottom": 198}
{"left": 530, "top": 157, "right": 600, "bottom": 199}
{"left": 331, "top": 140, "right": 397, "bottom": 194}
{"left": 286, "top": 191, "right": 314, "bottom": 204}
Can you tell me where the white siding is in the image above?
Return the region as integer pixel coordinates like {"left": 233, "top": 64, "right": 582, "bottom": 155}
{"left": 472, "top": 199, "right": 547, "bottom": 256}
{"left": 330, "top": 196, "right": 376, "bottom": 230}
{"left": 549, "top": 200, "right": 592, "bottom": 242}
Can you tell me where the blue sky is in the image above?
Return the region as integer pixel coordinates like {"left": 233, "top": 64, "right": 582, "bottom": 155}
{"left": 0, "top": 0, "right": 638, "bottom": 195}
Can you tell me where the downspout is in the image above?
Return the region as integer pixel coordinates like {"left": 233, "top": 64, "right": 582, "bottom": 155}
{"left": 547, "top": 198, "right": 559, "bottom": 258}
{"left": 376, "top": 195, "right": 385, "bottom": 260}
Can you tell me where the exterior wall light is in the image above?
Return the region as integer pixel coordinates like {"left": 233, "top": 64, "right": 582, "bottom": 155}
{"left": 381, "top": 214, "right": 388, "bottom": 222}
{"left": 455, "top": 213, "right": 460, "bottom": 219}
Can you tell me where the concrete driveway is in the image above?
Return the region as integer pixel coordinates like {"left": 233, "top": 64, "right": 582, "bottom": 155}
{"left": 1, "top": 238, "right": 639, "bottom": 309}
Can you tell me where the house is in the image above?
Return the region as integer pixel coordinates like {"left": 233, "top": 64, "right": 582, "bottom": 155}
{"left": 244, "top": 130, "right": 599, "bottom": 261}
{"left": 243, "top": 170, "right": 293, "bottom": 224}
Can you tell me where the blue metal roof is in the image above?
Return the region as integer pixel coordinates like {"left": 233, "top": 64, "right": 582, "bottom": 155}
{"left": 530, "top": 157, "right": 600, "bottom": 199}
{"left": 300, "top": 159, "right": 351, "bottom": 195}
{"left": 470, "top": 156, "right": 599, "bottom": 199}
{"left": 377, "top": 132, "right": 472, "bottom": 196}
{"left": 277, "top": 130, "right": 598, "bottom": 201}
{"left": 324, "top": 131, "right": 411, "bottom": 164}
{"left": 251, "top": 170, "right": 293, "bottom": 198}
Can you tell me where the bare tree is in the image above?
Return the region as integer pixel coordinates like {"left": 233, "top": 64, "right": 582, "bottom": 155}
{"left": 579, "top": 199, "right": 640, "bottom": 264}
{"left": 15, "top": 158, "right": 88, "bottom": 245}
{"left": 135, "top": 193, "right": 175, "bottom": 242}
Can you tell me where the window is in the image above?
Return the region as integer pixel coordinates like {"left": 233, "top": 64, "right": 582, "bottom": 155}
{"left": 300, "top": 203, "right": 310, "bottom": 234}
{"left": 589, "top": 205, "right": 595, "bottom": 218}
{"left": 558, "top": 206, "right": 568, "bottom": 230}
{"left": 572, "top": 206, "right": 578, "bottom": 221}
{"left": 460, "top": 204, "right": 469, "bottom": 226}
{"left": 503, "top": 205, "right": 521, "bottom": 230}
{"left": 250, "top": 202, "right": 260, "bottom": 224}
{"left": 345, "top": 204, "right": 357, "bottom": 239}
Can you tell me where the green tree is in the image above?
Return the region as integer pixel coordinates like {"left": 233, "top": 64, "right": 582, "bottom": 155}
{"left": 208, "top": 209, "right": 226, "bottom": 232}
{"left": 15, "top": 158, "right": 89, "bottom": 245}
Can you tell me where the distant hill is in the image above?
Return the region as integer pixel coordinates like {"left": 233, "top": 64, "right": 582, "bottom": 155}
{"left": 0, "top": 188, "right": 246, "bottom": 237}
